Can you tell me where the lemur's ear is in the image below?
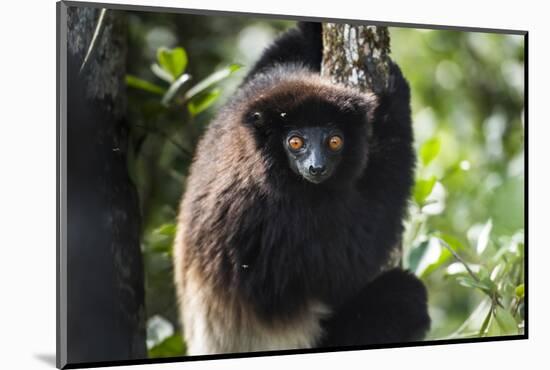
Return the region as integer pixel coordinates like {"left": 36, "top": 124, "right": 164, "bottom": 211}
{"left": 245, "top": 111, "right": 265, "bottom": 128}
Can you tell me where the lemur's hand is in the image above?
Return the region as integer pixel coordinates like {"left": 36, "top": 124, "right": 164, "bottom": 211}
{"left": 319, "top": 268, "right": 430, "bottom": 347}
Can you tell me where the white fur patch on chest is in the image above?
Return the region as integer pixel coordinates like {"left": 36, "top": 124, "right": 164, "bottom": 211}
{"left": 180, "top": 277, "right": 330, "bottom": 355}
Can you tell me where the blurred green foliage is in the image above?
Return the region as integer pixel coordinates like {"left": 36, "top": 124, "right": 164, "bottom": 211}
{"left": 124, "top": 12, "right": 524, "bottom": 357}
{"left": 392, "top": 28, "right": 525, "bottom": 339}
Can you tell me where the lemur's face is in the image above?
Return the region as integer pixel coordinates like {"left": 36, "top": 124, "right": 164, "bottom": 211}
{"left": 283, "top": 126, "right": 344, "bottom": 184}
{"left": 244, "top": 76, "right": 375, "bottom": 187}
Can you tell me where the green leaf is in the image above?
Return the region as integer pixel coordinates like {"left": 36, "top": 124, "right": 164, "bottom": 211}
{"left": 438, "top": 233, "right": 465, "bottom": 252}
{"left": 153, "top": 223, "right": 177, "bottom": 237}
{"left": 455, "top": 274, "right": 495, "bottom": 296}
{"left": 126, "top": 75, "right": 166, "bottom": 95}
{"left": 414, "top": 176, "right": 437, "bottom": 205}
{"left": 455, "top": 275, "right": 485, "bottom": 290}
{"left": 494, "top": 306, "right": 518, "bottom": 334}
{"left": 148, "top": 334, "right": 186, "bottom": 358}
{"left": 479, "top": 305, "right": 493, "bottom": 337}
{"left": 157, "top": 47, "right": 188, "bottom": 79}
{"left": 476, "top": 219, "right": 493, "bottom": 255}
{"left": 477, "top": 265, "right": 490, "bottom": 281}
{"left": 148, "top": 237, "right": 172, "bottom": 254}
{"left": 146, "top": 315, "right": 174, "bottom": 349}
{"left": 486, "top": 311, "right": 500, "bottom": 337}
{"left": 151, "top": 63, "right": 175, "bottom": 83}
{"left": 417, "top": 238, "right": 452, "bottom": 278}
{"left": 420, "top": 137, "right": 441, "bottom": 166}
{"left": 146, "top": 224, "right": 176, "bottom": 255}
{"left": 188, "top": 88, "right": 222, "bottom": 116}
{"left": 184, "top": 64, "right": 242, "bottom": 101}
{"left": 446, "top": 262, "right": 481, "bottom": 275}
{"left": 161, "top": 73, "right": 192, "bottom": 107}
{"left": 515, "top": 284, "right": 524, "bottom": 299}
{"left": 421, "top": 250, "right": 451, "bottom": 277}
{"left": 407, "top": 240, "right": 429, "bottom": 273}
{"left": 480, "top": 276, "right": 498, "bottom": 294}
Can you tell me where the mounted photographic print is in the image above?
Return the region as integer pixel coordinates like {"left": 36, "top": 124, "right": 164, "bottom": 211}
{"left": 57, "top": 1, "right": 527, "bottom": 368}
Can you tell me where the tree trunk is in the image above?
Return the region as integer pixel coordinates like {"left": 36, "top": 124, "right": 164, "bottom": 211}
{"left": 321, "top": 23, "right": 391, "bottom": 93}
{"left": 65, "top": 6, "right": 146, "bottom": 364}
{"left": 321, "top": 23, "right": 401, "bottom": 268}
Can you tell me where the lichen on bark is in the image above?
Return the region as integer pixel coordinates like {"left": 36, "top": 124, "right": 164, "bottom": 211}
{"left": 321, "top": 23, "right": 391, "bottom": 94}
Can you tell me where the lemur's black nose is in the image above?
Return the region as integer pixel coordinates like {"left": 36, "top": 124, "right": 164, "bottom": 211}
{"left": 309, "top": 165, "right": 326, "bottom": 176}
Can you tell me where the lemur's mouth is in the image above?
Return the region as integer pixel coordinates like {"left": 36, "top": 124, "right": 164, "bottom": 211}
{"left": 302, "top": 172, "right": 330, "bottom": 184}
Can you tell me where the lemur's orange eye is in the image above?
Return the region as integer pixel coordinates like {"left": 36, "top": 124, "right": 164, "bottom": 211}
{"left": 288, "top": 136, "right": 304, "bottom": 151}
{"left": 328, "top": 135, "right": 343, "bottom": 151}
